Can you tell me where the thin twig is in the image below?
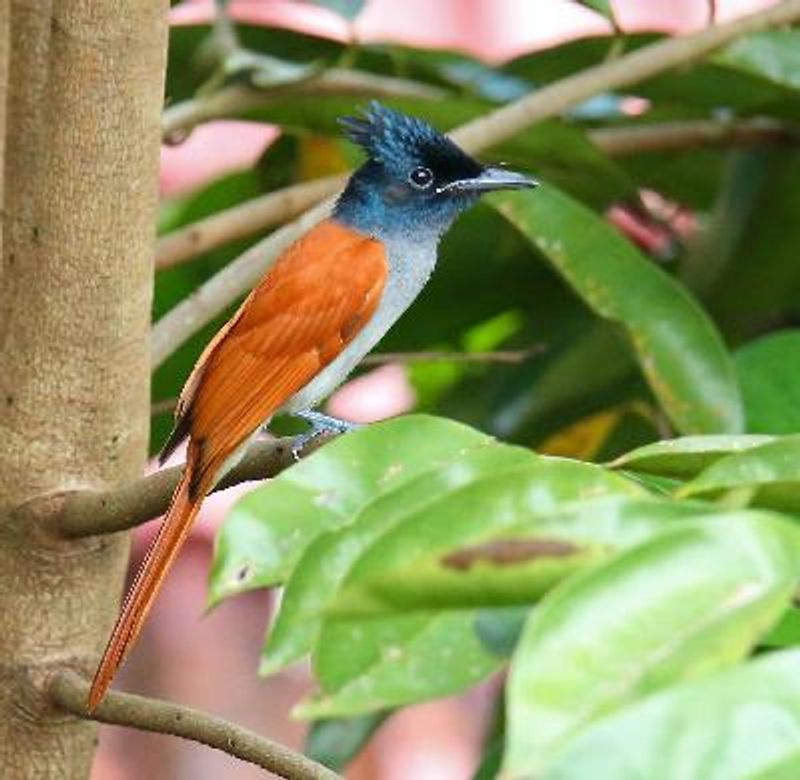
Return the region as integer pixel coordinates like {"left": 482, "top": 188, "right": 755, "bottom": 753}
{"left": 361, "top": 345, "right": 546, "bottom": 365}
{"left": 156, "top": 118, "right": 799, "bottom": 272}
{"left": 589, "top": 117, "right": 800, "bottom": 156}
{"left": 56, "top": 434, "right": 330, "bottom": 539}
{"left": 49, "top": 670, "right": 341, "bottom": 780}
{"left": 150, "top": 346, "right": 544, "bottom": 417}
{"left": 162, "top": 69, "right": 445, "bottom": 139}
{"left": 157, "top": 175, "right": 345, "bottom": 270}
{"left": 151, "top": 397, "right": 176, "bottom": 416}
{"left": 151, "top": 0, "right": 800, "bottom": 368}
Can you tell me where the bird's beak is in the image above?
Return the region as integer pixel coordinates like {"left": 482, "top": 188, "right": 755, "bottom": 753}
{"left": 437, "top": 166, "right": 539, "bottom": 194}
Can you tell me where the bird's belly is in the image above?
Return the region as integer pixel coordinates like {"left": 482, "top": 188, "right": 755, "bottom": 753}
{"left": 282, "top": 241, "right": 436, "bottom": 414}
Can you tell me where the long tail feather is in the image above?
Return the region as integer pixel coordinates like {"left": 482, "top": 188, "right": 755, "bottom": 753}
{"left": 87, "top": 461, "right": 205, "bottom": 712}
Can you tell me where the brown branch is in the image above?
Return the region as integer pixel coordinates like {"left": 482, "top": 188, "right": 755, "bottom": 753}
{"left": 151, "top": 0, "right": 800, "bottom": 368}
{"left": 154, "top": 117, "right": 800, "bottom": 273}
{"left": 162, "top": 68, "right": 445, "bottom": 139}
{"left": 56, "top": 434, "right": 331, "bottom": 539}
{"left": 449, "top": 0, "right": 800, "bottom": 152}
{"left": 57, "top": 348, "right": 544, "bottom": 533}
{"left": 49, "top": 670, "right": 341, "bottom": 780}
{"left": 708, "top": 0, "right": 718, "bottom": 25}
{"left": 157, "top": 175, "right": 345, "bottom": 270}
{"left": 589, "top": 117, "right": 800, "bottom": 156}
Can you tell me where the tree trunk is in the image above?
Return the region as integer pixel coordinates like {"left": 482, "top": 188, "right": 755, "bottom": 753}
{"left": 0, "top": 1, "right": 167, "bottom": 776}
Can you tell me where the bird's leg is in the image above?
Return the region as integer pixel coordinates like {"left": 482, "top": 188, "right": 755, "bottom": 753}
{"left": 290, "top": 410, "right": 360, "bottom": 460}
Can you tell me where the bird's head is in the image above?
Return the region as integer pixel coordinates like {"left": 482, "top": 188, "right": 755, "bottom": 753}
{"left": 334, "top": 101, "right": 537, "bottom": 240}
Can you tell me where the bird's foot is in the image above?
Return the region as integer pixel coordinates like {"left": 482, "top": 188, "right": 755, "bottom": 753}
{"left": 290, "top": 411, "right": 360, "bottom": 461}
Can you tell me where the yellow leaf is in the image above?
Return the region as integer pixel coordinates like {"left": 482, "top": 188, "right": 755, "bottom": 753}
{"left": 538, "top": 408, "right": 624, "bottom": 460}
{"left": 297, "top": 136, "right": 350, "bottom": 181}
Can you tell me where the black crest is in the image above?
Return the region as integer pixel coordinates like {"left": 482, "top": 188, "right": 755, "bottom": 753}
{"left": 338, "top": 101, "right": 481, "bottom": 182}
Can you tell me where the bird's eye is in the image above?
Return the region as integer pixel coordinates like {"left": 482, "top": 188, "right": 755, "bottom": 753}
{"left": 408, "top": 166, "right": 434, "bottom": 190}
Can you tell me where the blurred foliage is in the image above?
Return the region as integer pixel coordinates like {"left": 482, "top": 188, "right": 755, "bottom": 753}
{"left": 156, "top": 10, "right": 800, "bottom": 777}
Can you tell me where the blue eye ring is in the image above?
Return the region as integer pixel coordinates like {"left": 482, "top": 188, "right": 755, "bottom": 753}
{"left": 408, "top": 165, "right": 434, "bottom": 189}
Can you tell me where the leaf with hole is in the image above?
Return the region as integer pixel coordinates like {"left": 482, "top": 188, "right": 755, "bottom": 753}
{"left": 261, "top": 442, "right": 536, "bottom": 675}
{"left": 327, "top": 493, "right": 718, "bottom": 619}
{"left": 209, "top": 415, "right": 494, "bottom": 604}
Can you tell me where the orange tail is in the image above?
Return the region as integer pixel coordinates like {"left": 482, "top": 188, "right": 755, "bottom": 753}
{"left": 87, "top": 461, "right": 205, "bottom": 712}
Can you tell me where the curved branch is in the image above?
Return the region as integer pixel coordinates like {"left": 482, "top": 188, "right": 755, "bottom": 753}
{"left": 49, "top": 670, "right": 341, "bottom": 780}
{"left": 156, "top": 118, "right": 799, "bottom": 273}
{"left": 449, "top": 0, "right": 800, "bottom": 151}
{"left": 151, "top": 0, "right": 800, "bottom": 368}
{"left": 157, "top": 175, "right": 345, "bottom": 270}
{"left": 56, "top": 433, "right": 331, "bottom": 539}
{"left": 162, "top": 68, "right": 445, "bottom": 139}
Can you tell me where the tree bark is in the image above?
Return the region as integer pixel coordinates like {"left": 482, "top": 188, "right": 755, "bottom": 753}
{"left": 0, "top": 1, "right": 167, "bottom": 777}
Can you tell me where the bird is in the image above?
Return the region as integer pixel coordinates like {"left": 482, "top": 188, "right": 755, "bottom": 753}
{"left": 87, "top": 101, "right": 537, "bottom": 711}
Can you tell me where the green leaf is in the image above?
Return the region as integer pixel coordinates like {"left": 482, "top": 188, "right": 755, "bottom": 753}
{"left": 504, "top": 512, "right": 800, "bottom": 776}
{"left": 638, "top": 58, "right": 795, "bottom": 115}
{"left": 762, "top": 608, "right": 800, "bottom": 649}
{"left": 542, "top": 649, "right": 800, "bottom": 780}
{"left": 714, "top": 31, "right": 800, "bottom": 93}
{"left": 327, "top": 461, "right": 641, "bottom": 617}
{"left": 573, "top": 1, "right": 614, "bottom": 22}
{"left": 618, "top": 139, "right": 728, "bottom": 211}
{"left": 261, "top": 443, "right": 536, "bottom": 675}
{"left": 209, "top": 415, "right": 493, "bottom": 605}
{"left": 305, "top": 711, "right": 387, "bottom": 771}
{"left": 307, "top": 0, "right": 365, "bottom": 20}
{"left": 679, "top": 435, "right": 800, "bottom": 511}
{"left": 166, "top": 24, "right": 345, "bottom": 105}
{"left": 473, "top": 738, "right": 505, "bottom": 780}
{"left": 736, "top": 331, "right": 800, "bottom": 434}
{"left": 296, "top": 611, "right": 502, "bottom": 718}
{"left": 709, "top": 154, "right": 800, "bottom": 341}
{"left": 480, "top": 320, "right": 635, "bottom": 444}
{"left": 610, "top": 435, "right": 774, "bottom": 479}
{"left": 474, "top": 606, "right": 530, "bottom": 658}
{"left": 289, "top": 461, "right": 640, "bottom": 719}
{"left": 330, "top": 494, "right": 721, "bottom": 620}
{"left": 489, "top": 185, "right": 743, "bottom": 435}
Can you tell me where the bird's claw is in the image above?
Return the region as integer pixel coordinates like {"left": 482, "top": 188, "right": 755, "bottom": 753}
{"left": 290, "top": 411, "right": 360, "bottom": 461}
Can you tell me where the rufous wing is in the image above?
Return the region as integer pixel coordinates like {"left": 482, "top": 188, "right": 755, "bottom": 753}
{"left": 184, "top": 219, "right": 388, "bottom": 494}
